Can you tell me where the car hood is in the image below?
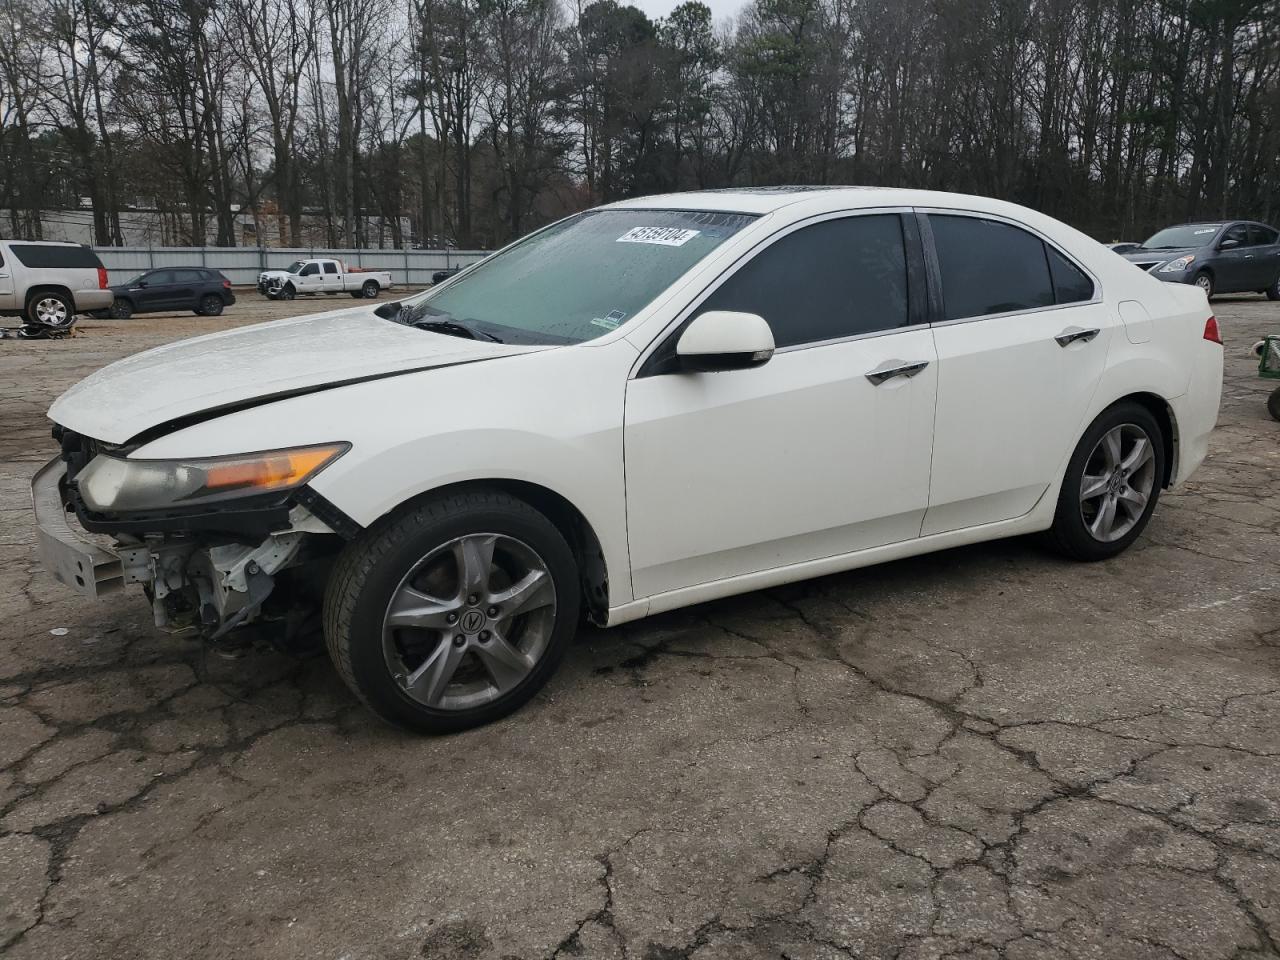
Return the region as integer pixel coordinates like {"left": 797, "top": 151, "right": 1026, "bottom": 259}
{"left": 1121, "top": 246, "right": 1196, "bottom": 264}
{"left": 49, "top": 307, "right": 543, "bottom": 444}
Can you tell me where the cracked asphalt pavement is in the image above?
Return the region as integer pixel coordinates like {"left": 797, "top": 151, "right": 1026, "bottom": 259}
{"left": 2, "top": 296, "right": 1280, "bottom": 960}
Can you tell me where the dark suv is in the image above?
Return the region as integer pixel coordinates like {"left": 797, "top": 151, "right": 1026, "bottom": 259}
{"left": 1120, "top": 220, "right": 1280, "bottom": 299}
{"left": 96, "top": 267, "right": 237, "bottom": 319}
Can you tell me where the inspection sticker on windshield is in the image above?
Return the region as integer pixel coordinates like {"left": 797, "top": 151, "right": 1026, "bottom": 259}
{"left": 617, "top": 226, "right": 700, "bottom": 247}
{"left": 591, "top": 310, "right": 627, "bottom": 331}
{"left": 1194, "top": 228, "right": 1217, "bottom": 235}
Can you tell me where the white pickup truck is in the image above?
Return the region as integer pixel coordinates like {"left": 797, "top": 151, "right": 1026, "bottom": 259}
{"left": 257, "top": 258, "right": 394, "bottom": 300}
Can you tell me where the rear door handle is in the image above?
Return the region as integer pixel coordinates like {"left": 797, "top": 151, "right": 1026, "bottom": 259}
{"left": 1054, "top": 327, "right": 1100, "bottom": 347}
{"left": 865, "top": 359, "right": 930, "bottom": 385}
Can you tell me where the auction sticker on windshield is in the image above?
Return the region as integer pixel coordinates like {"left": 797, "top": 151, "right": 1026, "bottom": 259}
{"left": 617, "top": 227, "right": 701, "bottom": 247}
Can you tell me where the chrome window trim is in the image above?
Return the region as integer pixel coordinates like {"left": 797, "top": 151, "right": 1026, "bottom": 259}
{"left": 775, "top": 322, "right": 931, "bottom": 354}
{"left": 631, "top": 205, "right": 918, "bottom": 375}
{"left": 915, "top": 206, "right": 1104, "bottom": 325}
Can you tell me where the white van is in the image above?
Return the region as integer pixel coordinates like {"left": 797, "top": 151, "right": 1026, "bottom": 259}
{"left": 0, "top": 240, "right": 113, "bottom": 327}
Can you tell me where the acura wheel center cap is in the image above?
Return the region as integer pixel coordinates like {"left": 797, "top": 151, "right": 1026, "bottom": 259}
{"left": 460, "top": 610, "right": 486, "bottom": 634}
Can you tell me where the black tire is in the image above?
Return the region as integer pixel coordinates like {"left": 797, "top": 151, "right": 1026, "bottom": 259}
{"left": 282, "top": 284, "right": 297, "bottom": 301}
{"left": 323, "top": 489, "right": 581, "bottom": 734}
{"left": 197, "top": 294, "right": 223, "bottom": 316}
{"left": 1192, "top": 270, "right": 1214, "bottom": 299}
{"left": 361, "top": 280, "right": 379, "bottom": 299}
{"left": 25, "top": 290, "right": 74, "bottom": 327}
{"left": 349, "top": 290, "right": 362, "bottom": 299}
{"left": 108, "top": 298, "right": 133, "bottom": 320}
{"left": 1046, "top": 401, "right": 1166, "bottom": 561}
{"left": 1269, "top": 388, "right": 1280, "bottom": 422}
{"left": 1266, "top": 277, "right": 1280, "bottom": 301}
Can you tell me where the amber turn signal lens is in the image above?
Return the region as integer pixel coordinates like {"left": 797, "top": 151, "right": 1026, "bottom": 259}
{"left": 201, "top": 445, "right": 348, "bottom": 494}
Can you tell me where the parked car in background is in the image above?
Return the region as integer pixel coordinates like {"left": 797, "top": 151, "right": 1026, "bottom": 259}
{"left": 33, "top": 188, "right": 1223, "bottom": 734}
{"left": 1108, "top": 242, "right": 1142, "bottom": 254}
{"left": 432, "top": 267, "right": 463, "bottom": 284}
{"left": 1120, "top": 220, "right": 1280, "bottom": 299}
{"left": 93, "top": 267, "right": 236, "bottom": 319}
{"left": 257, "top": 258, "right": 394, "bottom": 300}
{"left": 0, "top": 239, "right": 111, "bottom": 329}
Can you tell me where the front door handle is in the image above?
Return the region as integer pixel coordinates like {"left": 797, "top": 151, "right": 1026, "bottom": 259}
{"left": 865, "top": 359, "right": 930, "bottom": 385}
{"left": 1054, "top": 326, "right": 1100, "bottom": 347}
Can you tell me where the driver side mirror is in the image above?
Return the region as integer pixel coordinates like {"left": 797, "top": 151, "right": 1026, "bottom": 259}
{"left": 676, "top": 311, "right": 775, "bottom": 373}
{"left": 1219, "top": 238, "right": 1239, "bottom": 250}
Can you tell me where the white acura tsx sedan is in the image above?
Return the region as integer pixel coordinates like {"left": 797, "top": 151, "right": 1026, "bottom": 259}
{"left": 33, "top": 188, "right": 1223, "bottom": 732}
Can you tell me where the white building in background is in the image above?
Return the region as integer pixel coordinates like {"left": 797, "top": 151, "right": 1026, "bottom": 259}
{"left": 29, "top": 207, "right": 417, "bottom": 248}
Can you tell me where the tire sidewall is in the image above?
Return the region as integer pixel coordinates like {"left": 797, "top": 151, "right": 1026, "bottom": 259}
{"left": 362, "top": 281, "right": 378, "bottom": 298}
{"left": 110, "top": 298, "right": 133, "bottom": 319}
{"left": 201, "top": 295, "right": 223, "bottom": 316}
{"left": 1193, "top": 271, "right": 1213, "bottom": 298}
{"left": 336, "top": 500, "right": 581, "bottom": 733}
{"left": 1053, "top": 402, "right": 1165, "bottom": 560}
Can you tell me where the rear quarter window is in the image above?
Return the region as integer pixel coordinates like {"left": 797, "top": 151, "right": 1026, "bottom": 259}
{"left": 8, "top": 244, "right": 103, "bottom": 270}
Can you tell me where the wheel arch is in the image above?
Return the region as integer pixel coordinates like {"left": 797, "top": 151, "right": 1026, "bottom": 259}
{"left": 25, "top": 283, "right": 75, "bottom": 307}
{"left": 373, "top": 478, "right": 611, "bottom": 625}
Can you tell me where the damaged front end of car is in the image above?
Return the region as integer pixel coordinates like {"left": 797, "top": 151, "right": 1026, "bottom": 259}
{"left": 33, "top": 429, "right": 358, "bottom": 652}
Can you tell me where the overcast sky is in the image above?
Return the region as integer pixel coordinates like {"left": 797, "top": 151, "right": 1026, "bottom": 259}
{"left": 629, "top": 0, "right": 743, "bottom": 25}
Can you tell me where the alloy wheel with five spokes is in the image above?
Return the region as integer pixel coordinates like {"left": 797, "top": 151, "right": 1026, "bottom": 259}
{"left": 382, "top": 532, "right": 557, "bottom": 711}
{"left": 1079, "top": 423, "right": 1157, "bottom": 543}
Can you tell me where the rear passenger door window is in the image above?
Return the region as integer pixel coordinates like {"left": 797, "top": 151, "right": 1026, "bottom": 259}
{"left": 695, "top": 214, "right": 910, "bottom": 349}
{"left": 928, "top": 215, "right": 1057, "bottom": 320}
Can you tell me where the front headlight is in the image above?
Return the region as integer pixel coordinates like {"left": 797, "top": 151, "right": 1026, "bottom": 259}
{"left": 77, "top": 443, "right": 349, "bottom": 513}
{"left": 1159, "top": 255, "right": 1196, "bottom": 273}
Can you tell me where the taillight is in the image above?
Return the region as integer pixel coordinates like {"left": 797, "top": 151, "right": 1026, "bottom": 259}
{"left": 97, "top": 266, "right": 108, "bottom": 289}
{"left": 222, "top": 280, "right": 232, "bottom": 289}
{"left": 1203, "top": 316, "right": 1222, "bottom": 345}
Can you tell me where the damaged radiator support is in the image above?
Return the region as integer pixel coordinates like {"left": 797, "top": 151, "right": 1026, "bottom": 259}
{"left": 144, "top": 532, "right": 305, "bottom": 638}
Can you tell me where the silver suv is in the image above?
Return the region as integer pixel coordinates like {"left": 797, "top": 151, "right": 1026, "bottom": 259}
{"left": 0, "top": 240, "right": 113, "bottom": 329}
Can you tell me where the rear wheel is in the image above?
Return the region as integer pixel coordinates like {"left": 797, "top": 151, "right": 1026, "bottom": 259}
{"left": 323, "top": 490, "right": 580, "bottom": 734}
{"left": 1047, "top": 402, "right": 1165, "bottom": 561}
{"left": 361, "top": 280, "right": 379, "bottom": 299}
{"left": 1192, "top": 271, "right": 1214, "bottom": 298}
{"left": 108, "top": 298, "right": 133, "bottom": 320}
{"left": 1266, "top": 277, "right": 1280, "bottom": 301}
{"left": 25, "top": 291, "right": 74, "bottom": 328}
{"left": 197, "top": 294, "right": 223, "bottom": 316}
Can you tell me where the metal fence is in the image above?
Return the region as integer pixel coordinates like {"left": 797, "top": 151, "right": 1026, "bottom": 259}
{"left": 93, "top": 246, "right": 491, "bottom": 287}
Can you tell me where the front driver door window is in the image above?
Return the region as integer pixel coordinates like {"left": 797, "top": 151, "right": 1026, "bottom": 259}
{"left": 623, "top": 212, "right": 938, "bottom": 599}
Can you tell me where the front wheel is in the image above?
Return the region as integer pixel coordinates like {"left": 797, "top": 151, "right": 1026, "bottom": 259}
{"left": 361, "top": 280, "right": 379, "bottom": 299}
{"left": 1192, "top": 271, "right": 1214, "bottom": 298}
{"left": 323, "top": 490, "right": 580, "bottom": 734}
{"left": 279, "top": 284, "right": 296, "bottom": 301}
{"left": 109, "top": 298, "right": 133, "bottom": 320}
{"left": 1047, "top": 402, "right": 1165, "bottom": 561}
{"left": 1266, "top": 277, "right": 1280, "bottom": 302}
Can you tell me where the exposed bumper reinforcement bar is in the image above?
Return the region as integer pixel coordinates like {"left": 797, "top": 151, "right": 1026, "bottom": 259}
{"left": 30, "top": 456, "right": 124, "bottom": 597}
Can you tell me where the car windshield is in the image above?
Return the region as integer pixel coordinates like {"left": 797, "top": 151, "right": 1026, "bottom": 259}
{"left": 124, "top": 273, "right": 146, "bottom": 286}
{"left": 287, "top": 261, "right": 306, "bottom": 273}
{"left": 1142, "top": 224, "right": 1223, "bottom": 249}
{"left": 391, "top": 209, "right": 757, "bottom": 345}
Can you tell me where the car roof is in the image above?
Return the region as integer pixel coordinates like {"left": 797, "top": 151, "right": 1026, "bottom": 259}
{"left": 0, "top": 239, "right": 87, "bottom": 246}
{"left": 603, "top": 186, "right": 1060, "bottom": 219}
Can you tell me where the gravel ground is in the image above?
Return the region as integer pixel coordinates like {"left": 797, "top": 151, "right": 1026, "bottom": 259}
{"left": 1, "top": 293, "right": 1279, "bottom": 960}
